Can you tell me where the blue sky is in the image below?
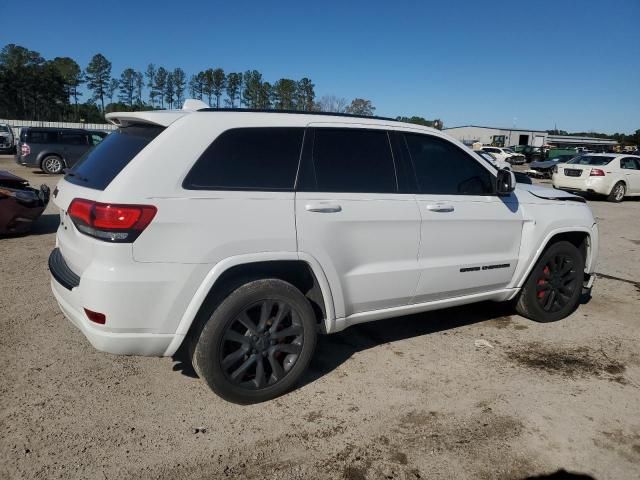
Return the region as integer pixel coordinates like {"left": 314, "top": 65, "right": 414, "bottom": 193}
{"left": 3, "top": 0, "right": 639, "bottom": 133}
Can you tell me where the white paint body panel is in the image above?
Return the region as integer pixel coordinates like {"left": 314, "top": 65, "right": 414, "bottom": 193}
{"left": 50, "top": 109, "right": 600, "bottom": 357}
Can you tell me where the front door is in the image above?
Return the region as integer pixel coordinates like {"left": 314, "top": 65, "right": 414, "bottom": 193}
{"left": 295, "top": 126, "right": 421, "bottom": 318}
{"left": 401, "top": 132, "right": 524, "bottom": 302}
{"left": 620, "top": 157, "right": 640, "bottom": 194}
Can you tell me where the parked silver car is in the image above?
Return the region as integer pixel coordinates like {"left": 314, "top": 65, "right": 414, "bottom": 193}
{"left": 0, "top": 123, "right": 15, "bottom": 153}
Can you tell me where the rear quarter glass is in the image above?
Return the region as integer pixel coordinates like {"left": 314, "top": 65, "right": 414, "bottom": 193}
{"left": 65, "top": 125, "right": 164, "bottom": 191}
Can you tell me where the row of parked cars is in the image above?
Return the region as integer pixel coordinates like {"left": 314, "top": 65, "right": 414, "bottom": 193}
{"left": 1, "top": 126, "right": 108, "bottom": 235}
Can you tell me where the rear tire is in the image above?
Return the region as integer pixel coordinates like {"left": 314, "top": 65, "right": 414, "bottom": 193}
{"left": 606, "top": 181, "right": 625, "bottom": 202}
{"left": 41, "top": 155, "right": 64, "bottom": 174}
{"left": 515, "top": 241, "right": 585, "bottom": 322}
{"left": 191, "top": 279, "right": 317, "bottom": 404}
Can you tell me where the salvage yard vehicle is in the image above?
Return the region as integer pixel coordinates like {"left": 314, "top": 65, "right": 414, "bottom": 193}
{"left": 15, "top": 127, "right": 107, "bottom": 174}
{"left": 552, "top": 154, "right": 640, "bottom": 202}
{"left": 0, "top": 123, "right": 15, "bottom": 153}
{"left": 0, "top": 170, "right": 50, "bottom": 235}
{"left": 528, "top": 155, "right": 576, "bottom": 178}
{"left": 49, "top": 102, "right": 599, "bottom": 404}
{"left": 481, "top": 146, "right": 526, "bottom": 165}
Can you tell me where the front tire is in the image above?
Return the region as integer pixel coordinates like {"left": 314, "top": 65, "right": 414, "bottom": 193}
{"left": 41, "top": 155, "right": 64, "bottom": 174}
{"left": 607, "top": 181, "right": 625, "bottom": 202}
{"left": 516, "top": 241, "right": 585, "bottom": 322}
{"left": 192, "top": 279, "right": 317, "bottom": 404}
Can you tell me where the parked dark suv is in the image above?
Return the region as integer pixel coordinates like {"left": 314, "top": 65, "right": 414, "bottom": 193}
{"left": 15, "top": 127, "right": 108, "bottom": 174}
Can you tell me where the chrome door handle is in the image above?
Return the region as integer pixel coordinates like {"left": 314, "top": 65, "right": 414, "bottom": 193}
{"left": 426, "top": 204, "right": 454, "bottom": 212}
{"left": 305, "top": 203, "right": 342, "bottom": 213}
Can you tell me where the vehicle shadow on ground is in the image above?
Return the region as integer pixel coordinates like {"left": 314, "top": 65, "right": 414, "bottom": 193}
{"left": 520, "top": 469, "right": 595, "bottom": 479}
{"left": 301, "top": 300, "right": 518, "bottom": 387}
{"left": 170, "top": 300, "right": 519, "bottom": 381}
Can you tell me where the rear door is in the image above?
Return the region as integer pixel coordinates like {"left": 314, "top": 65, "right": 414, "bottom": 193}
{"left": 295, "top": 126, "right": 421, "bottom": 318}
{"left": 59, "top": 131, "right": 89, "bottom": 167}
{"left": 402, "top": 132, "right": 523, "bottom": 302}
{"left": 620, "top": 157, "right": 640, "bottom": 193}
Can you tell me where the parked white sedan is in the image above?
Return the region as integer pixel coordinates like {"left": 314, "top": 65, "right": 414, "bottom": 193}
{"left": 481, "top": 146, "right": 526, "bottom": 165}
{"left": 552, "top": 154, "right": 640, "bottom": 202}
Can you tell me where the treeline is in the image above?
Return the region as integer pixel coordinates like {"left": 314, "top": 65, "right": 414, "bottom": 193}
{"left": 547, "top": 129, "right": 640, "bottom": 147}
{"left": 0, "top": 43, "right": 384, "bottom": 123}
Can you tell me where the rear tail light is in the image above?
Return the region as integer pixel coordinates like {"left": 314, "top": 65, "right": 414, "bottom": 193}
{"left": 590, "top": 168, "right": 605, "bottom": 176}
{"left": 68, "top": 198, "right": 157, "bottom": 243}
{"left": 21, "top": 143, "right": 30, "bottom": 156}
{"left": 84, "top": 308, "right": 106, "bottom": 325}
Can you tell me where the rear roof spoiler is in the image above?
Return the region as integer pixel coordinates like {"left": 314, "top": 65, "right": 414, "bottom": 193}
{"left": 105, "top": 110, "right": 188, "bottom": 128}
{"left": 105, "top": 99, "right": 210, "bottom": 127}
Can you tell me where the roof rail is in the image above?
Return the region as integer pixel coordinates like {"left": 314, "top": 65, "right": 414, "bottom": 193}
{"left": 196, "top": 107, "right": 398, "bottom": 122}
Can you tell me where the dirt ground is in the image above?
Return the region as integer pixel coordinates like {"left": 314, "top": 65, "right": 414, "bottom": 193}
{"left": 1, "top": 155, "right": 639, "bottom": 480}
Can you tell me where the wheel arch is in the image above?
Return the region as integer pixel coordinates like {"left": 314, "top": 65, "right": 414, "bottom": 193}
{"left": 164, "top": 253, "right": 336, "bottom": 356}
{"left": 515, "top": 227, "right": 594, "bottom": 289}
{"left": 39, "top": 151, "right": 67, "bottom": 170}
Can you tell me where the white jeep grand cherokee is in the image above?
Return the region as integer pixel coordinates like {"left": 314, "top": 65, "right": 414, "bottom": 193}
{"left": 49, "top": 102, "right": 598, "bottom": 404}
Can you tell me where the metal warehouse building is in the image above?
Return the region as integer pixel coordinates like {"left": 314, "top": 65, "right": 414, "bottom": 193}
{"left": 444, "top": 125, "right": 618, "bottom": 151}
{"left": 444, "top": 125, "right": 548, "bottom": 148}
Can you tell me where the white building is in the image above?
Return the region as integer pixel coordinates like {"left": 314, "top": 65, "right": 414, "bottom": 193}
{"left": 444, "top": 125, "right": 548, "bottom": 148}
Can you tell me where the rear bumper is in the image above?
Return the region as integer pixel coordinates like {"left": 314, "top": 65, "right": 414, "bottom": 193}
{"left": 552, "top": 175, "right": 611, "bottom": 195}
{"left": 48, "top": 247, "right": 203, "bottom": 357}
{"left": 51, "top": 278, "right": 177, "bottom": 356}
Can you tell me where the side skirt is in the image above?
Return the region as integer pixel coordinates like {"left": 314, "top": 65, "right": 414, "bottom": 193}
{"left": 329, "top": 288, "right": 518, "bottom": 333}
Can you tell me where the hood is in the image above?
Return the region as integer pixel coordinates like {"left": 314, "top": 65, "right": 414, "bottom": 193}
{"left": 530, "top": 159, "right": 557, "bottom": 168}
{"left": 0, "top": 170, "right": 27, "bottom": 183}
{"left": 516, "top": 183, "right": 586, "bottom": 203}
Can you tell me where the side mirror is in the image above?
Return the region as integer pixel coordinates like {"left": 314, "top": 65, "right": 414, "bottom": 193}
{"left": 496, "top": 168, "right": 516, "bottom": 195}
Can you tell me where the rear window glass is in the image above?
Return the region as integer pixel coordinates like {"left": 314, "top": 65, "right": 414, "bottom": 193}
{"left": 183, "top": 128, "right": 304, "bottom": 191}
{"left": 27, "top": 130, "right": 58, "bottom": 144}
{"left": 65, "top": 125, "right": 164, "bottom": 190}
{"left": 567, "top": 155, "right": 614, "bottom": 166}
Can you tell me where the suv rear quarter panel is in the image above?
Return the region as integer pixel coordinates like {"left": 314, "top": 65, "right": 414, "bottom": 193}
{"left": 102, "top": 114, "right": 299, "bottom": 265}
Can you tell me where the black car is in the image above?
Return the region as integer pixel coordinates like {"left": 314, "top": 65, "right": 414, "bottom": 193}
{"left": 15, "top": 127, "right": 108, "bottom": 174}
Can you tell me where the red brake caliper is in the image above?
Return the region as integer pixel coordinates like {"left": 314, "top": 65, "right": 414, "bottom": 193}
{"left": 537, "top": 266, "right": 550, "bottom": 298}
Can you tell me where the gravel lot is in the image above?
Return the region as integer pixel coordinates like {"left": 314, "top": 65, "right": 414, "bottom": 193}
{"left": 1, "top": 156, "right": 639, "bottom": 480}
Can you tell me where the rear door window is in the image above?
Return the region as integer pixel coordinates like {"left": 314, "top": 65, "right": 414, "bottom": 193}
{"left": 59, "top": 132, "right": 87, "bottom": 145}
{"left": 65, "top": 125, "right": 164, "bottom": 190}
{"left": 183, "top": 128, "right": 304, "bottom": 191}
{"left": 27, "top": 130, "right": 58, "bottom": 144}
{"left": 308, "top": 128, "right": 397, "bottom": 193}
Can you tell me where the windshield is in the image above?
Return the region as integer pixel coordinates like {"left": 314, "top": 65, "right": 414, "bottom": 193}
{"left": 503, "top": 148, "right": 514, "bottom": 153}
{"left": 0, "top": 125, "right": 9, "bottom": 133}
{"left": 566, "top": 155, "right": 614, "bottom": 166}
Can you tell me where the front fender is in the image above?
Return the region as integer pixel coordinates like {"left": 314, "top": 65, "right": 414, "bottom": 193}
{"left": 512, "top": 224, "right": 597, "bottom": 291}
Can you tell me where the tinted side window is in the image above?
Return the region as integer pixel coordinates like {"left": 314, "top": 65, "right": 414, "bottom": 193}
{"left": 27, "top": 130, "right": 58, "bottom": 144}
{"left": 311, "top": 128, "right": 397, "bottom": 193}
{"left": 404, "top": 133, "right": 494, "bottom": 195}
{"left": 621, "top": 157, "right": 639, "bottom": 170}
{"left": 60, "top": 133, "right": 87, "bottom": 145}
{"left": 184, "top": 128, "right": 304, "bottom": 191}
{"left": 65, "top": 125, "right": 164, "bottom": 191}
